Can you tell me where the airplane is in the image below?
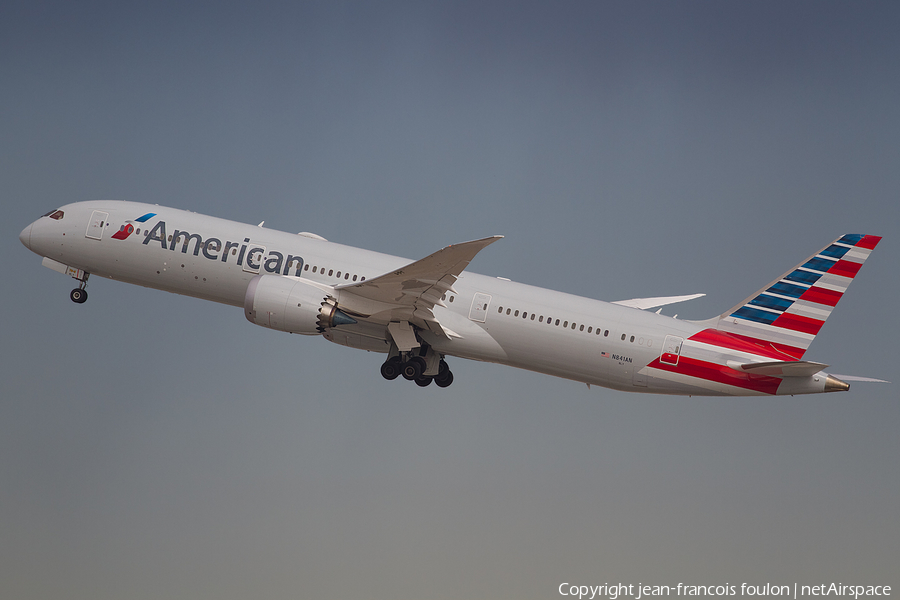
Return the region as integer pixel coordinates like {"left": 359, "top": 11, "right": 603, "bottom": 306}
{"left": 19, "top": 200, "right": 885, "bottom": 395}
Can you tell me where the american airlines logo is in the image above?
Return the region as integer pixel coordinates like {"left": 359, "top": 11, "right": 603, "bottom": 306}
{"left": 116, "top": 215, "right": 305, "bottom": 276}
{"left": 111, "top": 212, "right": 156, "bottom": 240}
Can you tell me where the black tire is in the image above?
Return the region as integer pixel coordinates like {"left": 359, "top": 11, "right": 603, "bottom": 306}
{"left": 415, "top": 376, "right": 433, "bottom": 387}
{"left": 70, "top": 288, "right": 87, "bottom": 303}
{"left": 401, "top": 357, "right": 425, "bottom": 381}
{"left": 435, "top": 370, "right": 454, "bottom": 388}
{"left": 380, "top": 359, "right": 401, "bottom": 380}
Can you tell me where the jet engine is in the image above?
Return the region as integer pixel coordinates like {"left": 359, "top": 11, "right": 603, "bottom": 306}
{"left": 244, "top": 275, "right": 356, "bottom": 335}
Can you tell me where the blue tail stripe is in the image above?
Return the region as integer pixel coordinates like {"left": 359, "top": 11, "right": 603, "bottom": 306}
{"left": 767, "top": 281, "right": 807, "bottom": 298}
{"left": 731, "top": 306, "right": 780, "bottom": 325}
{"left": 801, "top": 257, "right": 837, "bottom": 273}
{"left": 819, "top": 244, "right": 851, "bottom": 259}
{"left": 786, "top": 269, "right": 822, "bottom": 286}
{"left": 749, "top": 294, "right": 794, "bottom": 312}
{"left": 838, "top": 234, "right": 864, "bottom": 245}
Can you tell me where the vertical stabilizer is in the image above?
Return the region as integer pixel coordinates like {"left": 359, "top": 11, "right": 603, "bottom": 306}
{"left": 714, "top": 234, "right": 881, "bottom": 359}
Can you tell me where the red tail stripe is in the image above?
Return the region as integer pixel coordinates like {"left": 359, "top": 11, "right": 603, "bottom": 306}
{"left": 689, "top": 329, "right": 794, "bottom": 360}
{"left": 856, "top": 235, "right": 882, "bottom": 250}
{"left": 799, "top": 286, "right": 843, "bottom": 307}
{"left": 773, "top": 312, "right": 824, "bottom": 335}
{"left": 692, "top": 329, "right": 806, "bottom": 360}
{"left": 648, "top": 357, "right": 782, "bottom": 395}
{"left": 828, "top": 259, "right": 862, "bottom": 279}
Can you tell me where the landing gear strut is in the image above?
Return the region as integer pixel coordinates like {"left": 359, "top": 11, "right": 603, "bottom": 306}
{"left": 70, "top": 272, "right": 90, "bottom": 304}
{"left": 380, "top": 346, "right": 455, "bottom": 388}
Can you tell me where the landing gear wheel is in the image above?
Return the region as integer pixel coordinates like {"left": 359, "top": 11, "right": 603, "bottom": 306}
{"left": 435, "top": 370, "right": 454, "bottom": 388}
{"left": 401, "top": 357, "right": 426, "bottom": 381}
{"left": 380, "top": 358, "right": 401, "bottom": 381}
{"left": 415, "top": 376, "right": 433, "bottom": 387}
{"left": 70, "top": 288, "right": 88, "bottom": 304}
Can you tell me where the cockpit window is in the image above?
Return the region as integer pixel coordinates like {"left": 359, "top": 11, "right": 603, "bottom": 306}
{"left": 42, "top": 209, "right": 64, "bottom": 220}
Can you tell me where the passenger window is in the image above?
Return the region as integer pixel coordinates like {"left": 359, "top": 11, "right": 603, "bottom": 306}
{"left": 580, "top": 325, "right": 584, "bottom": 331}
{"left": 345, "top": 273, "right": 349, "bottom": 279}
{"left": 328, "top": 269, "right": 334, "bottom": 276}
{"left": 604, "top": 330, "right": 609, "bottom": 337}
{"left": 522, "top": 312, "right": 527, "bottom": 318}
{"left": 621, "top": 334, "right": 626, "bottom": 341}
{"left": 588, "top": 327, "right": 592, "bottom": 333}
{"left": 305, "top": 264, "right": 310, "bottom": 271}
{"left": 555, "top": 319, "right": 560, "bottom": 326}
{"left": 563, "top": 321, "right": 568, "bottom": 328}
{"left": 630, "top": 336, "right": 635, "bottom": 342}
{"left": 448, "top": 295, "right": 452, "bottom": 301}
{"left": 531, "top": 314, "right": 535, "bottom": 321}
{"left": 336, "top": 271, "right": 341, "bottom": 278}
{"left": 352, "top": 274, "right": 357, "bottom": 281}
{"left": 514, "top": 310, "right": 519, "bottom": 317}
{"left": 507, "top": 308, "right": 511, "bottom": 315}
{"left": 539, "top": 316, "right": 544, "bottom": 322}
{"left": 312, "top": 266, "right": 317, "bottom": 273}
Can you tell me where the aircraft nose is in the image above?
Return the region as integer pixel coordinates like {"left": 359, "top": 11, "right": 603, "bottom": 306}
{"left": 19, "top": 223, "right": 33, "bottom": 250}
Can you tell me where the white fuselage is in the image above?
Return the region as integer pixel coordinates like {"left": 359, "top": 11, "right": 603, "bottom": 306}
{"left": 20, "top": 200, "right": 844, "bottom": 396}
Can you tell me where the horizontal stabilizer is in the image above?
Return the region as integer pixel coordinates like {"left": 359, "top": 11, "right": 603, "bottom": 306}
{"left": 612, "top": 293, "right": 705, "bottom": 310}
{"left": 727, "top": 360, "right": 828, "bottom": 377}
{"left": 828, "top": 374, "right": 890, "bottom": 383}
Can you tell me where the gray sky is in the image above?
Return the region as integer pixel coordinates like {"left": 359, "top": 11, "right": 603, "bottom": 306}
{"left": 2, "top": 2, "right": 898, "bottom": 598}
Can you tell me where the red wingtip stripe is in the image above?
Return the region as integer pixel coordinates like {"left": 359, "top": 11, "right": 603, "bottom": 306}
{"left": 773, "top": 312, "right": 824, "bottom": 336}
{"left": 799, "top": 286, "right": 843, "bottom": 307}
{"left": 857, "top": 235, "right": 882, "bottom": 250}
{"left": 828, "top": 259, "right": 863, "bottom": 279}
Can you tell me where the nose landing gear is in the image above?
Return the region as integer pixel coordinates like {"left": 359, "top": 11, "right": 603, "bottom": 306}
{"left": 70, "top": 272, "right": 90, "bottom": 304}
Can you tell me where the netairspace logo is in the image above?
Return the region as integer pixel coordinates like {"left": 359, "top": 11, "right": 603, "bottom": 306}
{"left": 558, "top": 582, "right": 892, "bottom": 600}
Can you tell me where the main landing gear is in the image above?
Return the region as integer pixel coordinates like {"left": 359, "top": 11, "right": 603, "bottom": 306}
{"left": 70, "top": 272, "right": 90, "bottom": 304}
{"left": 380, "top": 353, "right": 455, "bottom": 388}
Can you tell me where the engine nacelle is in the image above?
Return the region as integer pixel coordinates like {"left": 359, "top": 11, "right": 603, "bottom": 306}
{"left": 244, "top": 275, "right": 355, "bottom": 335}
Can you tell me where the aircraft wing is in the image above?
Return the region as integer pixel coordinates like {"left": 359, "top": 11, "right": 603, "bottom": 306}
{"left": 334, "top": 235, "right": 503, "bottom": 336}
{"left": 611, "top": 293, "right": 706, "bottom": 310}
